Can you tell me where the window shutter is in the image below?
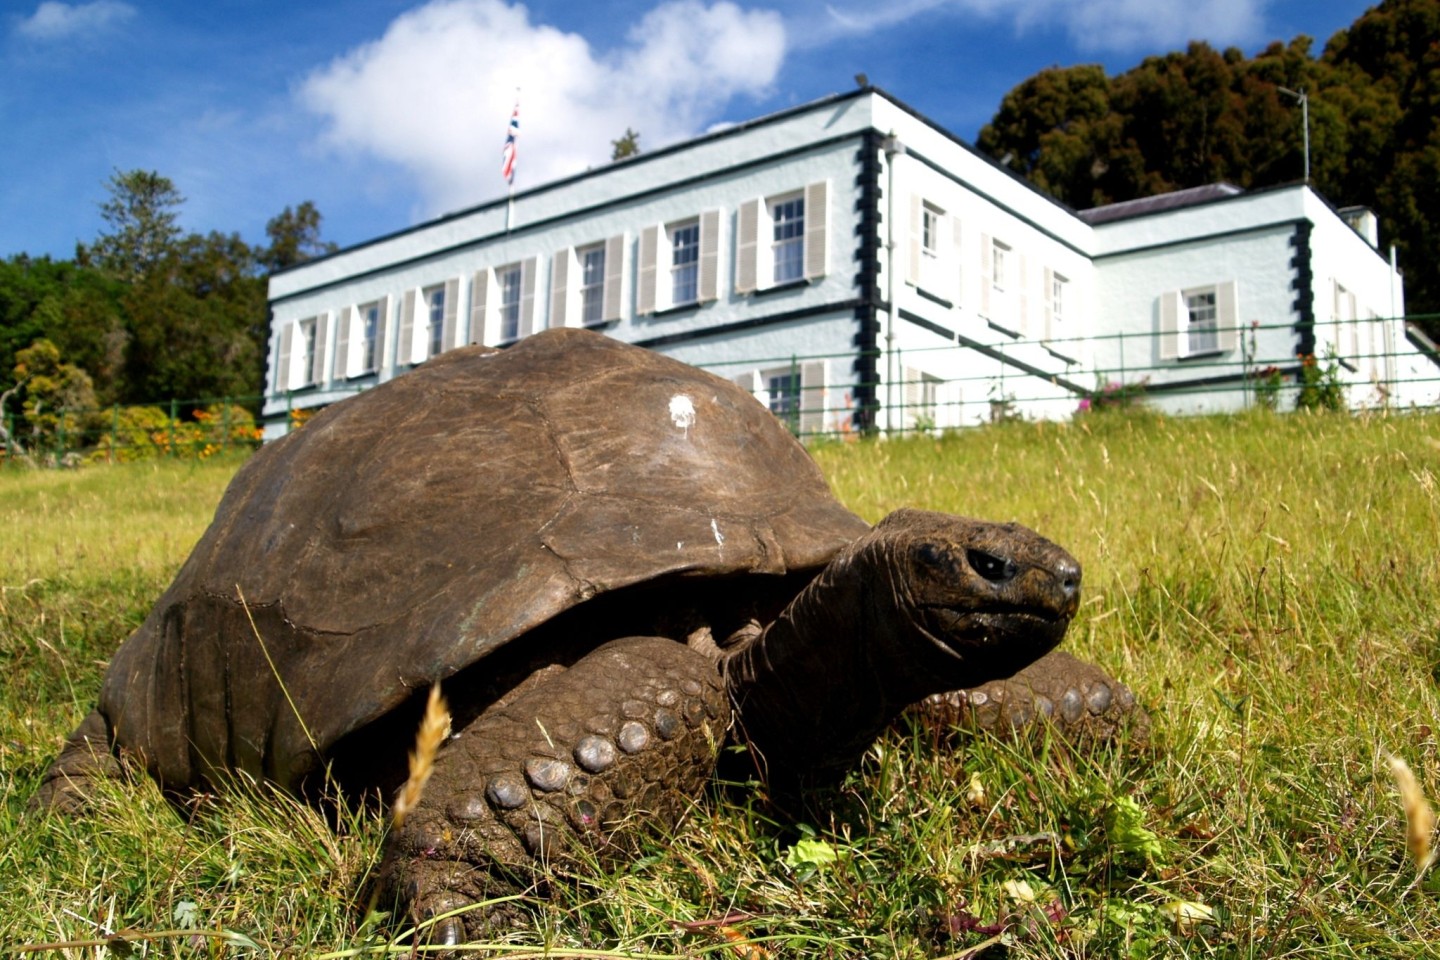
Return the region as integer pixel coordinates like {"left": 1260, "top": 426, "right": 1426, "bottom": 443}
{"left": 732, "top": 370, "right": 760, "bottom": 397}
{"left": 442, "top": 277, "right": 460, "bottom": 351}
{"left": 637, "top": 226, "right": 658, "bottom": 315}
{"left": 519, "top": 257, "right": 537, "bottom": 337}
{"left": 979, "top": 234, "right": 992, "bottom": 316}
{"left": 1017, "top": 256, "right": 1029, "bottom": 335}
{"left": 907, "top": 194, "right": 922, "bottom": 286}
{"left": 1346, "top": 290, "right": 1359, "bottom": 359}
{"left": 736, "top": 198, "right": 759, "bottom": 294}
{"left": 952, "top": 215, "right": 964, "bottom": 304}
{"left": 469, "top": 270, "right": 488, "bottom": 344}
{"left": 311, "top": 311, "right": 329, "bottom": 386}
{"left": 277, "top": 322, "right": 294, "bottom": 391}
{"left": 799, "top": 360, "right": 827, "bottom": 438}
{"left": 1217, "top": 280, "right": 1239, "bottom": 352}
{"left": 804, "top": 180, "right": 828, "bottom": 280}
{"left": 551, "top": 248, "right": 570, "bottom": 328}
{"left": 1042, "top": 267, "right": 1054, "bottom": 341}
{"left": 699, "top": 209, "right": 720, "bottom": 302}
{"left": 902, "top": 366, "right": 921, "bottom": 428}
{"left": 398, "top": 290, "right": 416, "bottom": 365}
{"left": 333, "top": 306, "right": 352, "bottom": 380}
{"left": 1159, "top": 291, "right": 1181, "bottom": 360}
{"left": 373, "top": 295, "right": 391, "bottom": 372}
{"left": 602, "top": 234, "right": 625, "bottom": 323}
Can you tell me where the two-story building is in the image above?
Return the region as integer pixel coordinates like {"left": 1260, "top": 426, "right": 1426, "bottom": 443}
{"left": 263, "top": 86, "right": 1431, "bottom": 439}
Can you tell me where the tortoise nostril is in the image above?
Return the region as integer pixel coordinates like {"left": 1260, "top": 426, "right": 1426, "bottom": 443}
{"left": 1055, "top": 558, "right": 1082, "bottom": 599}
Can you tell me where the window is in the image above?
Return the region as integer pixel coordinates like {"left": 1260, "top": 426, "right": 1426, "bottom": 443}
{"left": 771, "top": 195, "right": 805, "bottom": 284}
{"left": 1185, "top": 289, "right": 1218, "bottom": 354}
{"left": 498, "top": 265, "right": 522, "bottom": 341}
{"left": 670, "top": 220, "right": 700, "bottom": 305}
{"left": 736, "top": 183, "right": 827, "bottom": 296}
{"left": 1051, "top": 273, "right": 1066, "bottom": 323}
{"left": 359, "top": 301, "right": 380, "bottom": 373}
{"left": 424, "top": 285, "right": 446, "bottom": 358}
{"left": 299, "top": 317, "right": 318, "bottom": 387}
{"left": 766, "top": 370, "right": 801, "bottom": 425}
{"left": 922, "top": 205, "right": 940, "bottom": 261}
{"left": 580, "top": 244, "right": 605, "bottom": 325}
{"left": 904, "top": 367, "right": 942, "bottom": 430}
{"left": 992, "top": 240, "right": 1009, "bottom": 291}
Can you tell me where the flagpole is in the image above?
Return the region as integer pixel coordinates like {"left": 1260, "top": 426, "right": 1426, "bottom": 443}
{"left": 502, "top": 89, "right": 520, "bottom": 234}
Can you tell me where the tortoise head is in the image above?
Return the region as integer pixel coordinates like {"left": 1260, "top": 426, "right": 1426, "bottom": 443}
{"left": 858, "top": 508, "right": 1080, "bottom": 696}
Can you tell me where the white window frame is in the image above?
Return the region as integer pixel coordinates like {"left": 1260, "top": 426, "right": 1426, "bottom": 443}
{"left": 358, "top": 300, "right": 381, "bottom": 374}
{"left": 498, "top": 265, "right": 523, "bottom": 342}
{"left": 1184, "top": 287, "right": 1219, "bottom": 355}
{"left": 769, "top": 192, "right": 805, "bottom": 285}
{"left": 579, "top": 243, "right": 606, "bottom": 326}
{"left": 424, "top": 284, "right": 446, "bottom": 359}
{"left": 991, "top": 240, "right": 1009, "bottom": 292}
{"left": 669, "top": 219, "right": 701, "bottom": 306}
{"left": 298, "top": 317, "right": 318, "bottom": 388}
{"left": 735, "top": 182, "right": 828, "bottom": 296}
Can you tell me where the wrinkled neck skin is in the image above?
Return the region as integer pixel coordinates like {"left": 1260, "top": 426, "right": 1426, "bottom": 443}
{"left": 722, "top": 541, "right": 939, "bottom": 785}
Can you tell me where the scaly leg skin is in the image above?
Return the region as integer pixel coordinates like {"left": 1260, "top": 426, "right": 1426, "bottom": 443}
{"left": 913, "top": 650, "right": 1149, "bottom": 743}
{"left": 375, "top": 635, "right": 731, "bottom": 944}
{"left": 29, "top": 709, "right": 124, "bottom": 815}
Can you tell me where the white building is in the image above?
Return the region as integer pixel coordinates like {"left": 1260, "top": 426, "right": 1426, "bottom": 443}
{"left": 264, "top": 87, "right": 1433, "bottom": 439}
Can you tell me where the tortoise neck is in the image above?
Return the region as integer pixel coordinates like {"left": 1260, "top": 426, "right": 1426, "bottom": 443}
{"left": 721, "top": 547, "right": 914, "bottom": 783}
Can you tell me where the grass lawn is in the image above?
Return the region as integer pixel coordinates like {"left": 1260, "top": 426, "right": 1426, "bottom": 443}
{"left": 3, "top": 410, "right": 1439, "bottom": 957}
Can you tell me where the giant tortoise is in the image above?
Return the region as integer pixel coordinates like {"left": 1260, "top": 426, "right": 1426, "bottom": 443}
{"left": 36, "top": 327, "right": 1136, "bottom": 941}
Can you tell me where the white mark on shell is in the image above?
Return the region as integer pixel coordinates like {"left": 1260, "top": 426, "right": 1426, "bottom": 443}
{"left": 710, "top": 518, "right": 725, "bottom": 547}
{"left": 669, "top": 394, "right": 696, "bottom": 437}
{"left": 676, "top": 541, "right": 684, "bottom": 550}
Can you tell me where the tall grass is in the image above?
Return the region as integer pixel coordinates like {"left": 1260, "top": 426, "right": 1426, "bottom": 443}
{"left": 2, "top": 411, "right": 1438, "bottom": 956}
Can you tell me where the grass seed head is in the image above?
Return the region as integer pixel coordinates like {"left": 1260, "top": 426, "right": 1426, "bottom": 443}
{"left": 392, "top": 683, "right": 451, "bottom": 830}
{"left": 1386, "top": 754, "right": 1437, "bottom": 877}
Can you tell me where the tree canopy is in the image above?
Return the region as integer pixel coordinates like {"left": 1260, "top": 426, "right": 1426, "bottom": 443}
{"left": 976, "top": 0, "right": 1440, "bottom": 327}
{"left": 1, "top": 171, "right": 336, "bottom": 419}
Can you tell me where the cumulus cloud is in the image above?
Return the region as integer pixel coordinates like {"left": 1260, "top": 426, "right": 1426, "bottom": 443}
{"left": 817, "top": 0, "right": 1268, "bottom": 53}
{"left": 300, "top": 0, "right": 785, "bottom": 217}
{"left": 15, "top": 0, "right": 135, "bottom": 40}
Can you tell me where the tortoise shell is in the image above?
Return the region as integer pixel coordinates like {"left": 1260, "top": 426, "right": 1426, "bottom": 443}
{"left": 99, "top": 328, "right": 869, "bottom": 793}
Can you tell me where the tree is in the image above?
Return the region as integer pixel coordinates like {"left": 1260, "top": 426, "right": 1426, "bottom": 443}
{"left": 611, "top": 128, "right": 642, "bottom": 161}
{"left": 976, "top": 0, "right": 1440, "bottom": 328}
{"left": 261, "top": 201, "right": 338, "bottom": 273}
{"left": 82, "top": 170, "right": 185, "bottom": 283}
{"left": 11, "top": 338, "right": 98, "bottom": 451}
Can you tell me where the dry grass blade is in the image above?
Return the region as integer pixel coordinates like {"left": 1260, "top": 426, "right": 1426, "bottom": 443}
{"left": 392, "top": 683, "right": 451, "bottom": 830}
{"left": 1387, "top": 754, "right": 1438, "bottom": 882}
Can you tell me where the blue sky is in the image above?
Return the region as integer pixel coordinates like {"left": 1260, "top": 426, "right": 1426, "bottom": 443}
{"left": 1, "top": 0, "right": 1374, "bottom": 262}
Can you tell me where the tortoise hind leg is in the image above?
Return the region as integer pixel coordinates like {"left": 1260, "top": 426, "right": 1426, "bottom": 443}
{"left": 375, "top": 635, "right": 730, "bottom": 943}
{"left": 30, "top": 709, "right": 125, "bottom": 814}
{"left": 915, "top": 650, "right": 1149, "bottom": 743}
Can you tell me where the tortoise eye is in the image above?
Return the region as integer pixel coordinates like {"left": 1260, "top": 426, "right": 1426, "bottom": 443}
{"left": 967, "top": 549, "right": 1018, "bottom": 583}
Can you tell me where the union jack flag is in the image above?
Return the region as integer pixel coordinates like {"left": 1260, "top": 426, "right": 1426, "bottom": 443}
{"left": 500, "top": 102, "right": 519, "bottom": 184}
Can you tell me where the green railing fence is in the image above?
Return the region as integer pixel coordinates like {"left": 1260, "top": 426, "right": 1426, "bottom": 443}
{"left": 4, "top": 315, "right": 1437, "bottom": 463}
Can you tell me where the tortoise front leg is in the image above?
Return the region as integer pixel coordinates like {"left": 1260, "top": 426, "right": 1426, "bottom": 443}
{"left": 914, "top": 650, "right": 1149, "bottom": 743}
{"left": 30, "top": 709, "right": 124, "bottom": 814}
{"left": 375, "top": 635, "right": 730, "bottom": 943}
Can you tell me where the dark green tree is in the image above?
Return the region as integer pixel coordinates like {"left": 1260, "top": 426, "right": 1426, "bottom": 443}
{"left": 261, "top": 201, "right": 338, "bottom": 273}
{"left": 611, "top": 128, "right": 642, "bottom": 161}
{"left": 82, "top": 170, "right": 186, "bottom": 283}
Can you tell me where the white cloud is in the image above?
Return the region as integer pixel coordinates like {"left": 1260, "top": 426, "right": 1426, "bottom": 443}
{"left": 15, "top": 0, "right": 135, "bottom": 40}
{"left": 816, "top": 0, "right": 1269, "bottom": 53}
{"left": 300, "top": 0, "right": 785, "bottom": 218}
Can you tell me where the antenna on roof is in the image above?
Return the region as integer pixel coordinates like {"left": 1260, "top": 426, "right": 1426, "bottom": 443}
{"left": 1278, "top": 87, "right": 1310, "bottom": 185}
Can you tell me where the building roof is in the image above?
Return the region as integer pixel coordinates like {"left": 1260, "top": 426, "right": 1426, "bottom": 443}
{"left": 1077, "top": 183, "right": 1244, "bottom": 225}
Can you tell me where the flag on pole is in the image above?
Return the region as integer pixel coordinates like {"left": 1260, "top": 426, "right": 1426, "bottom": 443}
{"left": 500, "top": 102, "right": 519, "bottom": 184}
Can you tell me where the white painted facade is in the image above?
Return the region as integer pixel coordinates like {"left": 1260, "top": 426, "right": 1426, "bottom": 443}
{"left": 264, "top": 88, "right": 1432, "bottom": 439}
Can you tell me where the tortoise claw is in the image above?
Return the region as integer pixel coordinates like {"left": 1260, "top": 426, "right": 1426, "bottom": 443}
{"left": 913, "top": 650, "right": 1150, "bottom": 744}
